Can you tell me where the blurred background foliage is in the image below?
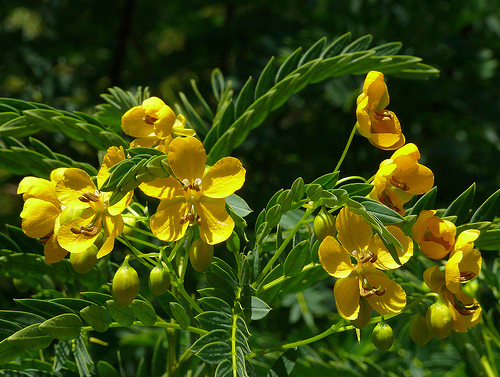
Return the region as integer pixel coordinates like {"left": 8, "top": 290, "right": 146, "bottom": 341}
{"left": 0, "top": 0, "right": 499, "bottom": 375}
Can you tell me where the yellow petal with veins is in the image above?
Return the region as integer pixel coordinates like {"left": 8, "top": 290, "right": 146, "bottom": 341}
{"left": 150, "top": 201, "right": 190, "bottom": 242}
{"left": 372, "top": 225, "right": 413, "bottom": 270}
{"left": 196, "top": 199, "right": 234, "bottom": 245}
{"left": 318, "top": 236, "right": 354, "bottom": 278}
{"left": 336, "top": 207, "right": 372, "bottom": 257}
{"left": 18, "top": 177, "right": 59, "bottom": 206}
{"left": 139, "top": 177, "right": 184, "bottom": 199}
{"left": 168, "top": 136, "right": 206, "bottom": 183}
{"left": 202, "top": 157, "right": 246, "bottom": 198}
{"left": 57, "top": 213, "right": 101, "bottom": 253}
{"left": 365, "top": 269, "right": 406, "bottom": 315}
{"left": 44, "top": 233, "right": 68, "bottom": 263}
{"left": 334, "top": 276, "right": 361, "bottom": 320}
{"left": 56, "top": 169, "right": 96, "bottom": 209}
{"left": 20, "top": 198, "right": 60, "bottom": 238}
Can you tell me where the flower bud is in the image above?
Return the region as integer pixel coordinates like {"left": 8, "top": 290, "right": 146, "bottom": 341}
{"left": 112, "top": 260, "right": 140, "bottom": 307}
{"left": 426, "top": 300, "right": 453, "bottom": 339}
{"left": 148, "top": 264, "right": 170, "bottom": 296}
{"left": 189, "top": 239, "right": 214, "bottom": 272}
{"left": 350, "top": 297, "right": 372, "bottom": 329}
{"left": 372, "top": 322, "right": 394, "bottom": 351}
{"left": 313, "top": 207, "right": 336, "bottom": 242}
{"left": 409, "top": 312, "right": 432, "bottom": 345}
{"left": 70, "top": 245, "right": 98, "bottom": 274}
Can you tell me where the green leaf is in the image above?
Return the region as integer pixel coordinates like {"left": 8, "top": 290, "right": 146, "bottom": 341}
{"left": 7, "top": 324, "right": 53, "bottom": 351}
{"left": 208, "top": 258, "right": 239, "bottom": 292}
{"left": 178, "top": 91, "right": 208, "bottom": 136}
{"left": 235, "top": 77, "right": 255, "bottom": 118}
{"left": 443, "top": 183, "right": 476, "bottom": 225}
{"left": 267, "top": 348, "right": 297, "bottom": 377}
{"left": 28, "top": 137, "right": 57, "bottom": 160}
{"left": 190, "top": 329, "right": 229, "bottom": 352}
{"left": 0, "top": 311, "right": 45, "bottom": 328}
{"left": 97, "top": 360, "right": 120, "bottom": 377}
{"left": 211, "top": 69, "right": 227, "bottom": 102}
{"left": 283, "top": 240, "right": 309, "bottom": 277}
{"left": 53, "top": 340, "right": 72, "bottom": 372}
{"left": 312, "top": 172, "right": 339, "bottom": 189}
{"left": 0, "top": 115, "right": 39, "bottom": 137}
{"left": 250, "top": 297, "right": 272, "bottom": 320}
{"left": 155, "top": 290, "right": 181, "bottom": 317}
{"left": 73, "top": 336, "right": 92, "bottom": 377}
{"left": 341, "top": 34, "right": 372, "bottom": 53}
{"left": 320, "top": 32, "right": 351, "bottom": 58}
{"left": 266, "top": 204, "right": 283, "bottom": 229}
{"left": 306, "top": 184, "right": 323, "bottom": 201}
{"left": 255, "top": 57, "right": 276, "bottom": 99}
{"left": 0, "top": 320, "right": 22, "bottom": 341}
{"left": 199, "top": 297, "right": 233, "bottom": 316}
{"left": 277, "top": 189, "right": 294, "bottom": 213}
{"left": 341, "top": 183, "right": 374, "bottom": 197}
{"left": 50, "top": 298, "right": 94, "bottom": 312}
{"left": 226, "top": 194, "right": 252, "bottom": 217}
{"left": 215, "top": 359, "right": 232, "bottom": 377}
{"left": 105, "top": 299, "right": 135, "bottom": 327}
{"left": 80, "top": 304, "right": 111, "bottom": 333}
{"left": 14, "top": 299, "right": 74, "bottom": 319}
{"left": 475, "top": 229, "right": 500, "bottom": 251}
{"left": 471, "top": 188, "right": 500, "bottom": 223}
{"left": 352, "top": 197, "right": 404, "bottom": 224}
{"left": 0, "top": 338, "right": 24, "bottom": 365}
{"left": 195, "top": 341, "right": 231, "bottom": 364}
{"left": 407, "top": 186, "right": 437, "bottom": 216}
{"left": 276, "top": 47, "right": 303, "bottom": 83}
{"left": 169, "top": 302, "right": 190, "bottom": 330}
{"left": 130, "top": 299, "right": 157, "bottom": 327}
{"left": 298, "top": 37, "right": 326, "bottom": 66}
{"left": 39, "top": 313, "right": 82, "bottom": 340}
{"left": 291, "top": 177, "right": 305, "bottom": 201}
{"left": 372, "top": 41, "right": 403, "bottom": 56}
{"left": 196, "top": 312, "right": 232, "bottom": 331}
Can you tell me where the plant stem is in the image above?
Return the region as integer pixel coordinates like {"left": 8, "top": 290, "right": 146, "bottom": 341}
{"left": 334, "top": 123, "right": 357, "bottom": 173}
{"left": 256, "top": 263, "right": 321, "bottom": 294}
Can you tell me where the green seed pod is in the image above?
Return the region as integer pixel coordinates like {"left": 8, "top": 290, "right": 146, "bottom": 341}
{"left": 313, "top": 207, "right": 337, "bottom": 241}
{"left": 372, "top": 322, "right": 394, "bottom": 351}
{"left": 70, "top": 245, "right": 98, "bottom": 274}
{"left": 426, "top": 300, "right": 453, "bottom": 339}
{"left": 112, "top": 260, "right": 140, "bottom": 307}
{"left": 409, "top": 312, "right": 433, "bottom": 345}
{"left": 148, "top": 264, "right": 170, "bottom": 296}
{"left": 350, "top": 298, "right": 372, "bottom": 329}
{"left": 189, "top": 239, "right": 214, "bottom": 272}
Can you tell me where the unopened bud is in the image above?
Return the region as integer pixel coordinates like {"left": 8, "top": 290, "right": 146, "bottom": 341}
{"left": 372, "top": 322, "right": 394, "bottom": 351}
{"left": 189, "top": 239, "right": 214, "bottom": 272}
{"left": 70, "top": 245, "right": 98, "bottom": 274}
{"left": 426, "top": 300, "right": 453, "bottom": 339}
{"left": 112, "top": 260, "right": 140, "bottom": 307}
{"left": 409, "top": 312, "right": 433, "bottom": 345}
{"left": 148, "top": 265, "right": 170, "bottom": 296}
{"left": 313, "top": 207, "right": 337, "bottom": 241}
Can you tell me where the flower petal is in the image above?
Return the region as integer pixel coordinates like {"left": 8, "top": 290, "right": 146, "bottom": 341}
{"left": 107, "top": 190, "right": 134, "bottom": 216}
{"left": 150, "top": 201, "right": 190, "bottom": 242}
{"left": 202, "top": 157, "right": 246, "bottom": 198}
{"left": 44, "top": 234, "right": 68, "bottom": 263}
{"left": 57, "top": 214, "right": 101, "bottom": 253}
{"left": 336, "top": 207, "right": 373, "bottom": 256}
{"left": 318, "top": 236, "right": 354, "bottom": 278}
{"left": 334, "top": 276, "right": 360, "bottom": 320}
{"left": 365, "top": 269, "right": 406, "bottom": 315}
{"left": 20, "top": 198, "right": 60, "bottom": 238}
{"left": 153, "top": 104, "right": 176, "bottom": 139}
{"left": 394, "top": 163, "right": 434, "bottom": 195}
{"left": 196, "top": 198, "right": 234, "bottom": 245}
{"left": 168, "top": 136, "right": 206, "bottom": 183}
{"left": 18, "top": 176, "right": 59, "bottom": 206}
{"left": 445, "top": 250, "right": 462, "bottom": 293}
{"left": 372, "top": 225, "right": 413, "bottom": 270}
{"left": 423, "top": 265, "right": 445, "bottom": 293}
{"left": 139, "top": 177, "right": 184, "bottom": 199}
{"left": 56, "top": 169, "right": 96, "bottom": 209}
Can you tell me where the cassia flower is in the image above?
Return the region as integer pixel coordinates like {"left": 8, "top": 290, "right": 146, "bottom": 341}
{"left": 356, "top": 71, "right": 405, "bottom": 150}
{"left": 318, "top": 207, "right": 412, "bottom": 320}
{"left": 411, "top": 210, "right": 456, "bottom": 259}
{"left": 140, "top": 136, "right": 245, "bottom": 245}
{"left": 424, "top": 265, "right": 482, "bottom": 332}
{"left": 445, "top": 229, "right": 482, "bottom": 294}
{"left": 55, "top": 147, "right": 133, "bottom": 258}
{"left": 17, "top": 168, "right": 69, "bottom": 263}
{"left": 122, "top": 97, "right": 195, "bottom": 153}
{"left": 370, "top": 143, "right": 434, "bottom": 214}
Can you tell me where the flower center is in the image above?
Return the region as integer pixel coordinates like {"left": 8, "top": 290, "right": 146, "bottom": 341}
{"left": 179, "top": 205, "right": 202, "bottom": 226}
{"left": 390, "top": 176, "right": 409, "bottom": 191}
{"left": 359, "top": 277, "right": 386, "bottom": 298}
{"left": 182, "top": 178, "right": 202, "bottom": 201}
{"left": 79, "top": 190, "right": 105, "bottom": 212}
{"left": 353, "top": 248, "right": 377, "bottom": 264}
{"left": 144, "top": 115, "right": 157, "bottom": 125}
{"left": 452, "top": 295, "right": 479, "bottom": 315}
{"left": 459, "top": 271, "right": 476, "bottom": 282}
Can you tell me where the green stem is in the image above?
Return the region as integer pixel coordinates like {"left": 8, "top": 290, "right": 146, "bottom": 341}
{"left": 334, "top": 123, "right": 357, "bottom": 173}
{"left": 335, "top": 175, "right": 367, "bottom": 186}
{"left": 253, "top": 206, "right": 317, "bottom": 288}
{"left": 122, "top": 220, "right": 156, "bottom": 238}
{"left": 177, "top": 283, "right": 203, "bottom": 314}
{"left": 256, "top": 263, "right": 321, "bottom": 294}
{"left": 117, "top": 236, "right": 156, "bottom": 269}
{"left": 81, "top": 321, "right": 207, "bottom": 336}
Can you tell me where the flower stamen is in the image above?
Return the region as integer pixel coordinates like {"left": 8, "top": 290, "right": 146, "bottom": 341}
{"left": 78, "top": 191, "right": 100, "bottom": 203}
{"left": 144, "top": 115, "right": 157, "bottom": 125}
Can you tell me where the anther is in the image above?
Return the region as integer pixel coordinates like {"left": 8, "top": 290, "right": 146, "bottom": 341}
{"left": 70, "top": 226, "right": 82, "bottom": 235}
{"left": 390, "top": 177, "right": 410, "bottom": 191}
{"left": 81, "top": 225, "right": 100, "bottom": 237}
{"left": 78, "top": 192, "right": 100, "bottom": 203}
{"left": 144, "top": 115, "right": 157, "bottom": 125}
{"left": 374, "top": 110, "right": 392, "bottom": 122}
{"left": 460, "top": 271, "right": 476, "bottom": 282}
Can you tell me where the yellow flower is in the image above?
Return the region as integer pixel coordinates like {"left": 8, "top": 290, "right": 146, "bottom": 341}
{"left": 356, "top": 71, "right": 405, "bottom": 150}
{"left": 424, "top": 265, "right": 482, "bottom": 332}
{"left": 370, "top": 143, "right": 434, "bottom": 214}
{"left": 140, "top": 136, "right": 245, "bottom": 245}
{"left": 411, "top": 210, "right": 456, "bottom": 259}
{"left": 122, "top": 97, "right": 195, "bottom": 153}
{"left": 55, "top": 147, "right": 133, "bottom": 258}
{"left": 445, "top": 229, "right": 481, "bottom": 294}
{"left": 318, "top": 207, "right": 412, "bottom": 320}
{"left": 17, "top": 168, "right": 69, "bottom": 263}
